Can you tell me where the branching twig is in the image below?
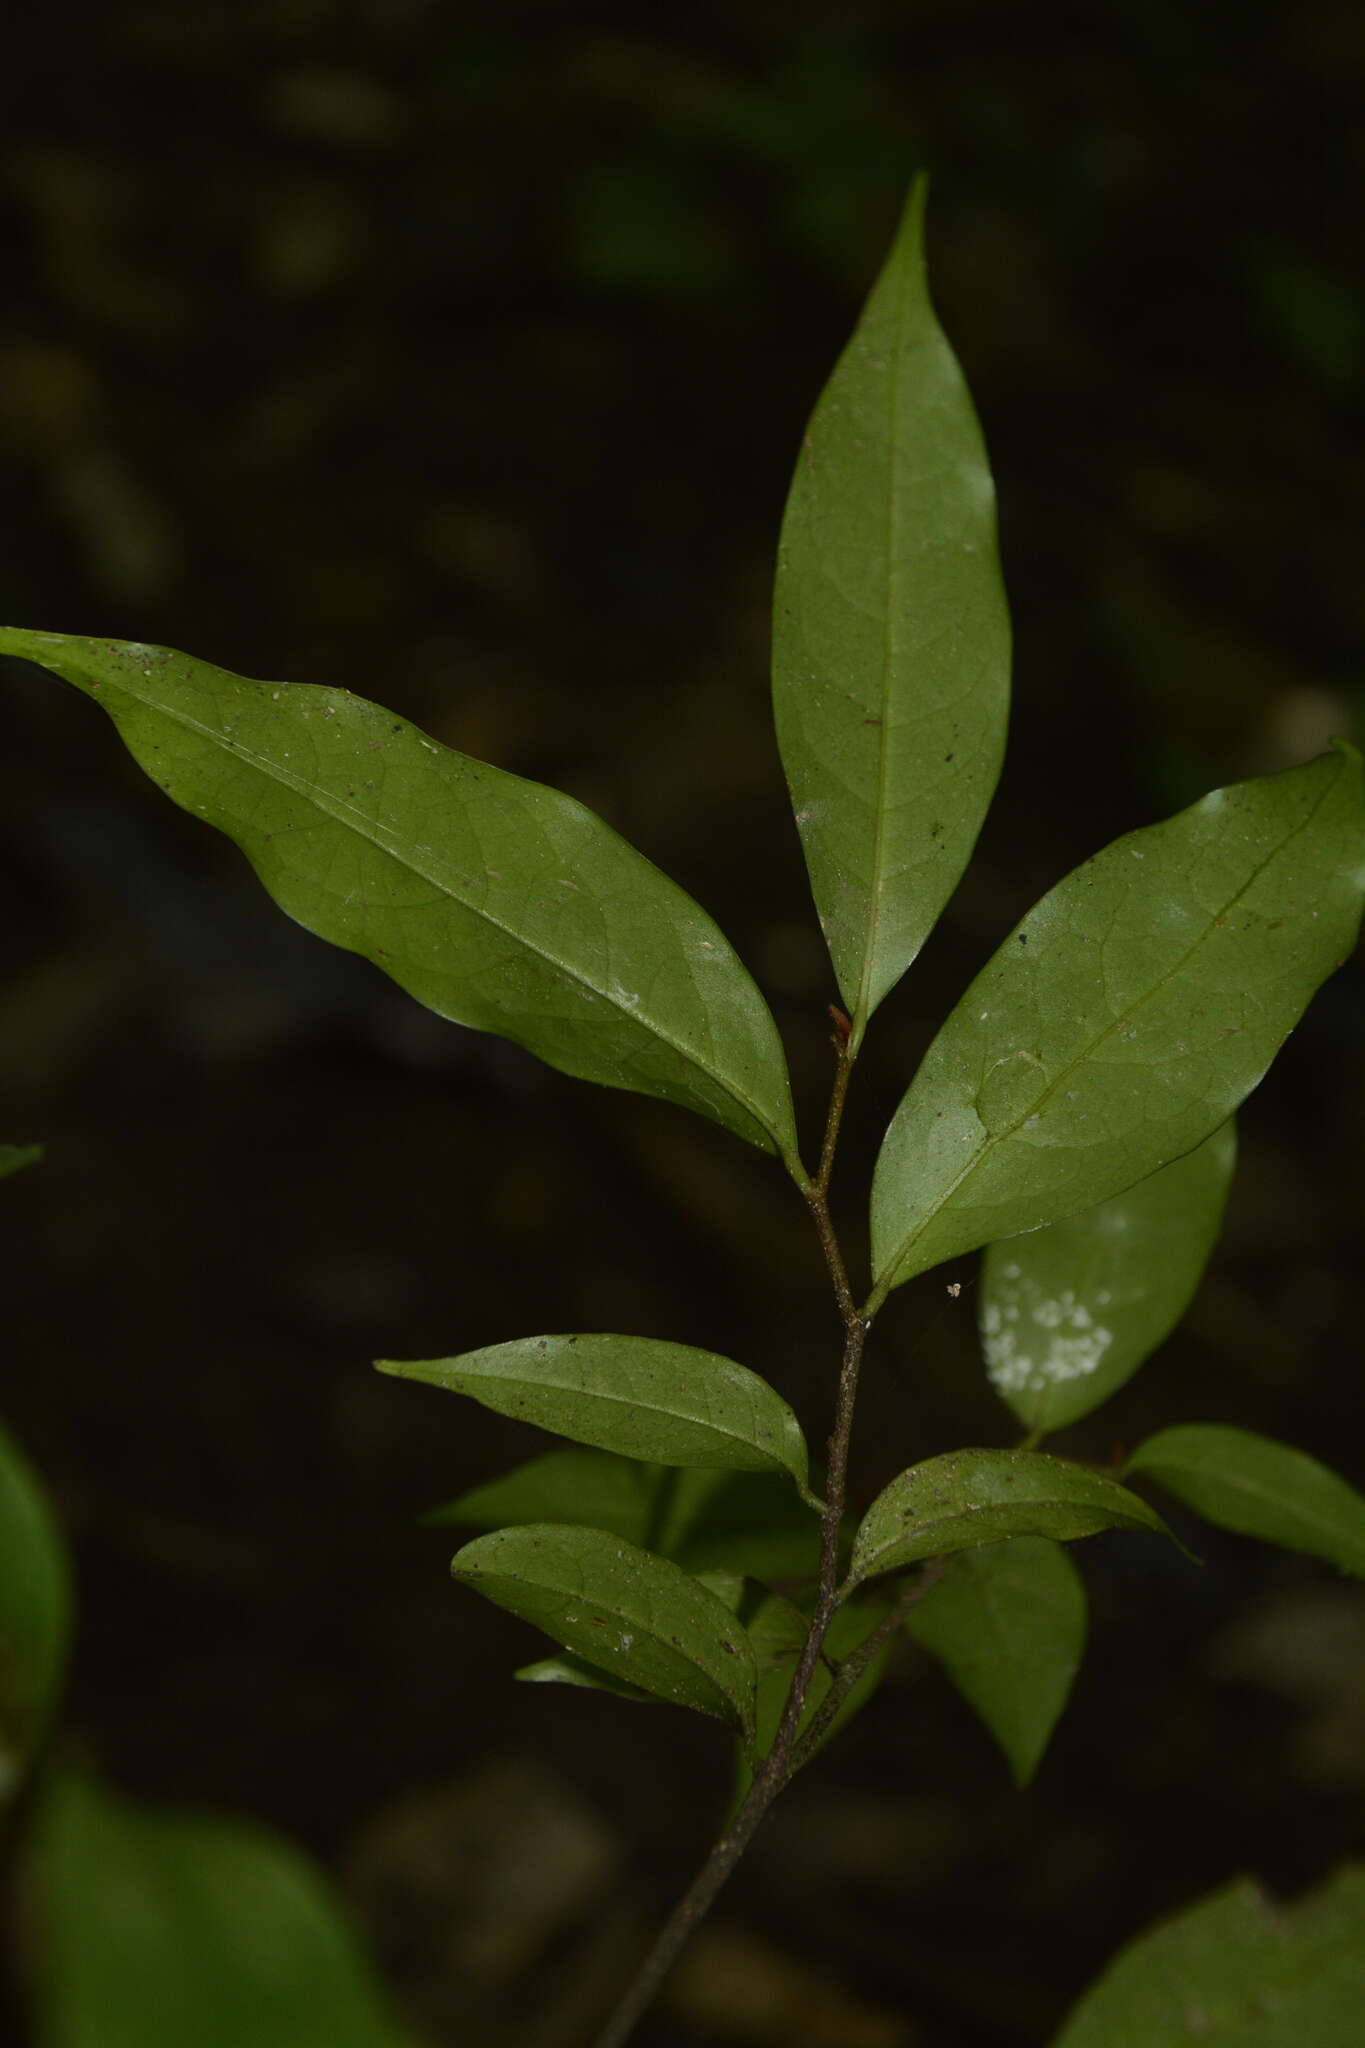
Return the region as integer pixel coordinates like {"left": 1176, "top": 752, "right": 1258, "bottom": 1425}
{"left": 591, "top": 1029, "right": 875, "bottom": 2047}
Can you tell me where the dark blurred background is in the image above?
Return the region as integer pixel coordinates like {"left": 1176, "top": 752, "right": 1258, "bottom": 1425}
{"left": 2, "top": 3, "right": 1363, "bottom": 2043}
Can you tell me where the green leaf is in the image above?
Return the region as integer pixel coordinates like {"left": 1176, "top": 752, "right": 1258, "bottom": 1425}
{"left": 870, "top": 745, "right": 1365, "bottom": 1297}
{"left": 514, "top": 1654, "right": 656, "bottom": 1703}
{"left": 29, "top": 1767, "right": 413, "bottom": 2048}
{"left": 0, "top": 1420, "right": 72, "bottom": 1809}
{"left": 1051, "top": 1863, "right": 1365, "bottom": 2047}
{"left": 428, "top": 1452, "right": 824, "bottom": 1582}
{"left": 847, "top": 1448, "right": 1177, "bottom": 1590}
{"left": 426, "top": 1445, "right": 658, "bottom": 1539}
{"left": 907, "top": 1537, "right": 1085, "bottom": 1786}
{"left": 771, "top": 178, "right": 1010, "bottom": 1043}
{"left": 1125, "top": 1425, "right": 1365, "bottom": 1576}
{"left": 450, "top": 1522, "right": 757, "bottom": 1736}
{"left": 0, "top": 1143, "right": 42, "bottom": 1180}
{"left": 378, "top": 1334, "right": 817, "bottom": 1504}
{"left": 983, "top": 1121, "right": 1237, "bottom": 1436}
{"left": 0, "top": 631, "right": 799, "bottom": 1168}
{"left": 665, "top": 1470, "right": 826, "bottom": 1582}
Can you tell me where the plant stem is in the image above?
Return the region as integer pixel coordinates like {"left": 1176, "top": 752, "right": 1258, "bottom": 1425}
{"left": 591, "top": 1033, "right": 872, "bottom": 2047}
{"left": 588, "top": 1765, "right": 786, "bottom": 2048}
{"left": 788, "top": 1558, "right": 947, "bottom": 1774}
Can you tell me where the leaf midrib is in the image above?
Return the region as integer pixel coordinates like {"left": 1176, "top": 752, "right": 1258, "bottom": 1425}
{"left": 851, "top": 224, "right": 914, "bottom": 1040}
{"left": 107, "top": 663, "right": 788, "bottom": 1156}
{"left": 1140, "top": 1450, "right": 1365, "bottom": 1561}
{"left": 441, "top": 1363, "right": 790, "bottom": 1471}
{"left": 876, "top": 763, "right": 1342, "bottom": 1292}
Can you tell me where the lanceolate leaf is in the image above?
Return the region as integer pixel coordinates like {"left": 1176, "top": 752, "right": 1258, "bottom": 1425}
{"left": 982, "top": 1122, "right": 1237, "bottom": 1436}
{"left": 871, "top": 746, "right": 1364, "bottom": 1297}
{"left": 378, "top": 1335, "right": 817, "bottom": 1503}
{"left": 30, "top": 1769, "right": 413, "bottom": 2048}
{"left": 847, "top": 1449, "right": 1176, "bottom": 1590}
{"left": 772, "top": 179, "right": 1010, "bottom": 1043}
{"left": 0, "top": 1421, "right": 73, "bottom": 1808}
{"left": 907, "top": 1536, "right": 1085, "bottom": 1786}
{"left": 1052, "top": 1864, "right": 1365, "bottom": 2048}
{"left": 0, "top": 1143, "right": 42, "bottom": 1181}
{"left": 0, "top": 632, "right": 799, "bottom": 1168}
{"left": 1126, "top": 1425, "right": 1365, "bottom": 1576}
{"left": 450, "top": 1523, "right": 757, "bottom": 1736}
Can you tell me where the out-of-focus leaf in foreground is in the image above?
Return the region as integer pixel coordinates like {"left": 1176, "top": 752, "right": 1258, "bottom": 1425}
{"left": 1052, "top": 1863, "right": 1365, "bottom": 2047}
{"left": 0, "top": 1421, "right": 72, "bottom": 1809}
{"left": 29, "top": 1768, "right": 413, "bottom": 2048}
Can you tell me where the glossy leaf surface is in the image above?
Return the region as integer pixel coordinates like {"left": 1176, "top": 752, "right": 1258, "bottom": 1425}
{"left": 1053, "top": 1864, "right": 1365, "bottom": 2047}
{"left": 0, "top": 1421, "right": 72, "bottom": 1808}
{"left": 907, "top": 1536, "right": 1085, "bottom": 1785}
{"left": 0, "top": 631, "right": 798, "bottom": 1166}
{"left": 871, "top": 746, "right": 1364, "bottom": 1295}
{"left": 451, "top": 1523, "right": 757, "bottom": 1735}
{"left": 429, "top": 1451, "right": 824, "bottom": 1583}
{"left": 30, "top": 1769, "right": 412, "bottom": 2048}
{"left": 983, "top": 1122, "right": 1237, "bottom": 1435}
{"left": 379, "top": 1334, "right": 815, "bottom": 1499}
{"left": 772, "top": 181, "right": 1010, "bottom": 1041}
{"left": 0, "top": 1143, "right": 42, "bottom": 1180}
{"left": 1126, "top": 1425, "right": 1365, "bottom": 1576}
{"left": 847, "top": 1449, "right": 1175, "bottom": 1590}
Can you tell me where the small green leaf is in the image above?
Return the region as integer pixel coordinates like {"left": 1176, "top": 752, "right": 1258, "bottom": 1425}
{"left": 983, "top": 1121, "right": 1237, "bottom": 1436}
{"left": 1052, "top": 1863, "right": 1365, "bottom": 2047}
{"left": 772, "top": 178, "right": 1011, "bottom": 1043}
{"left": 847, "top": 1449, "right": 1177, "bottom": 1590}
{"left": 0, "top": 1143, "right": 42, "bottom": 1181}
{"left": 429, "top": 1452, "right": 824, "bottom": 1582}
{"left": 514, "top": 1654, "right": 656, "bottom": 1703}
{"left": 1125, "top": 1425, "right": 1365, "bottom": 1576}
{"left": 0, "top": 631, "right": 799, "bottom": 1168}
{"left": 0, "top": 1420, "right": 72, "bottom": 1809}
{"left": 379, "top": 1334, "right": 817, "bottom": 1503}
{"left": 451, "top": 1523, "right": 757, "bottom": 1735}
{"left": 907, "top": 1537, "right": 1085, "bottom": 1786}
{"left": 871, "top": 746, "right": 1365, "bottom": 1296}
{"left": 425, "top": 1445, "right": 657, "bottom": 1539}
{"left": 30, "top": 1768, "right": 413, "bottom": 2048}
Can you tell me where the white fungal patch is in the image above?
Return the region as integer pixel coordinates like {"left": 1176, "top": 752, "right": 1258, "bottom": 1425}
{"left": 983, "top": 1282, "right": 1112, "bottom": 1394}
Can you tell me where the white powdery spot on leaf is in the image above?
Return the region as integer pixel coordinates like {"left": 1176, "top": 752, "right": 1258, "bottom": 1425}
{"left": 984, "top": 1280, "right": 1112, "bottom": 1392}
